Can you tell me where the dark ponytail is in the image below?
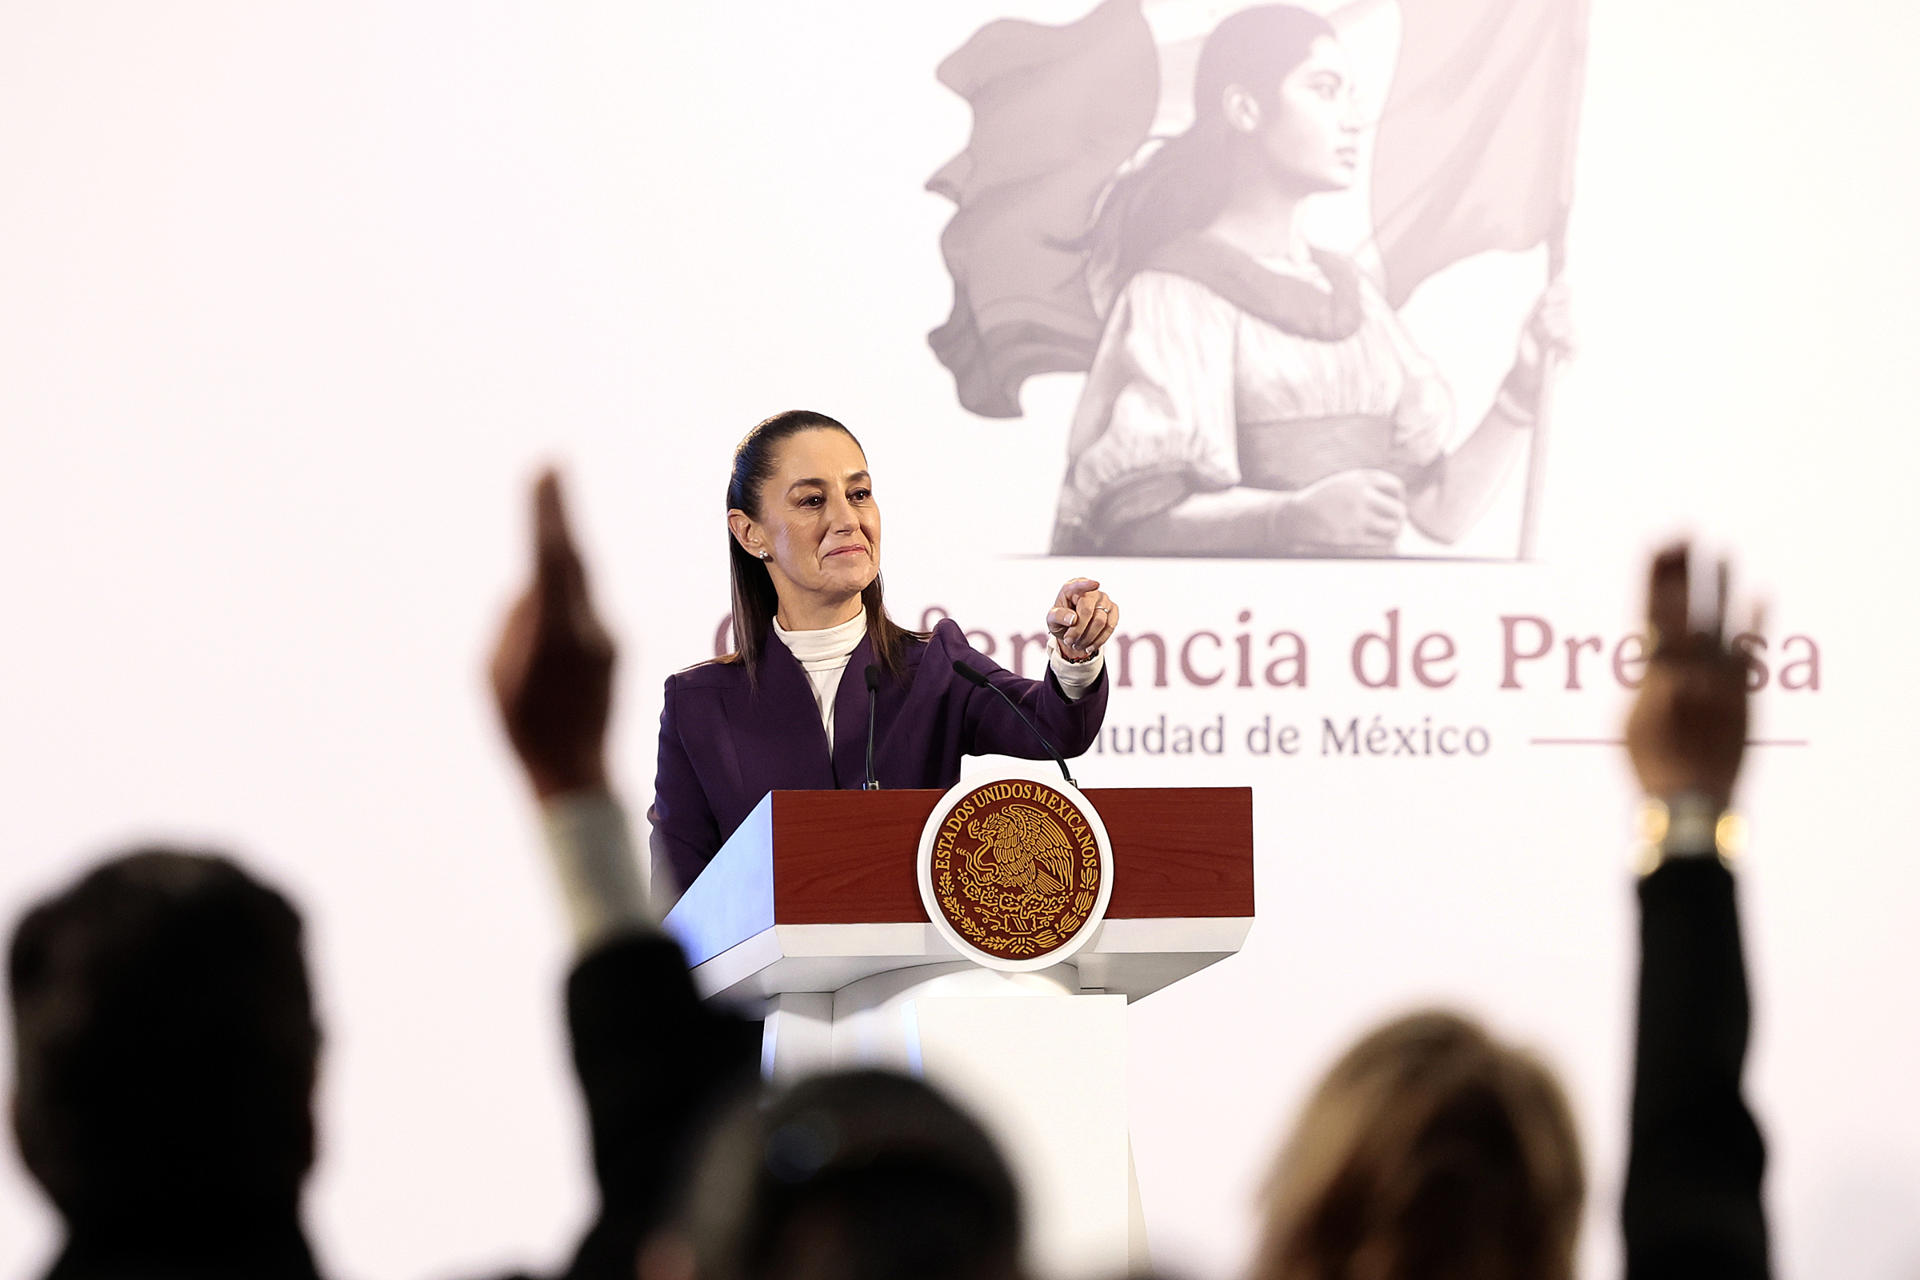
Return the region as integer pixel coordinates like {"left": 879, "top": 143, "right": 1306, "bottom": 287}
{"left": 723, "top": 410, "right": 924, "bottom": 685}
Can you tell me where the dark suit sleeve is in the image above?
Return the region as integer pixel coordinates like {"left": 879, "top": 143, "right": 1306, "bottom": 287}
{"left": 942, "top": 622, "right": 1109, "bottom": 761}
{"left": 1623, "top": 857, "right": 1771, "bottom": 1280}
{"left": 649, "top": 675, "right": 724, "bottom": 895}
{"left": 558, "top": 931, "right": 760, "bottom": 1280}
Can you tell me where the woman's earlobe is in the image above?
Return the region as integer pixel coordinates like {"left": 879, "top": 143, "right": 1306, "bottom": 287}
{"left": 727, "top": 509, "right": 760, "bottom": 557}
{"left": 1222, "top": 84, "right": 1262, "bottom": 133}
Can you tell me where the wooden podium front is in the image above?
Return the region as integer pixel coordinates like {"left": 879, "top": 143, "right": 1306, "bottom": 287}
{"left": 662, "top": 784, "right": 1254, "bottom": 1280}
{"left": 664, "top": 786, "right": 1254, "bottom": 1004}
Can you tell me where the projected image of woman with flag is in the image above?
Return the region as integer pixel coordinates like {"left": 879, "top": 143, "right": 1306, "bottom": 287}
{"left": 1050, "top": 5, "right": 1566, "bottom": 557}
{"left": 928, "top": 0, "right": 1588, "bottom": 559}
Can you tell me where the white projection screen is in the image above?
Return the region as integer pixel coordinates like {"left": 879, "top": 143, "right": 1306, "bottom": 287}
{"left": 3, "top": 1, "right": 1918, "bottom": 1277}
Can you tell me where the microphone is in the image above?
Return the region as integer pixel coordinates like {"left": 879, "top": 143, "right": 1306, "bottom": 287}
{"left": 950, "top": 659, "right": 1077, "bottom": 787}
{"left": 863, "top": 665, "right": 882, "bottom": 790}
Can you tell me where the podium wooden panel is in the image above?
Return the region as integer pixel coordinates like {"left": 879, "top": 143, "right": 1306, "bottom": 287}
{"left": 665, "top": 786, "right": 1254, "bottom": 1005}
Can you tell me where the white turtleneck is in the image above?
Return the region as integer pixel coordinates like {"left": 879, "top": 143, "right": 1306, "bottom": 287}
{"left": 774, "top": 611, "right": 869, "bottom": 750}
{"left": 772, "top": 612, "right": 1105, "bottom": 750}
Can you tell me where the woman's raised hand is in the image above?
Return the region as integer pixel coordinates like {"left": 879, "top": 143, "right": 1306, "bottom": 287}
{"left": 1515, "top": 275, "right": 1576, "bottom": 378}
{"left": 1047, "top": 577, "right": 1119, "bottom": 662}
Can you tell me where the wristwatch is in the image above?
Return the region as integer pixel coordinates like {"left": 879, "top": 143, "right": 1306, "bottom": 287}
{"left": 1634, "top": 792, "right": 1746, "bottom": 875}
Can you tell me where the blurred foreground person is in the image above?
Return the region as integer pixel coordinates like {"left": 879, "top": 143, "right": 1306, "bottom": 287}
{"left": 9, "top": 850, "right": 328, "bottom": 1280}
{"left": 484, "top": 470, "right": 759, "bottom": 1280}
{"left": 642, "top": 1070, "right": 1024, "bottom": 1280}
{"left": 1620, "top": 546, "right": 1770, "bottom": 1278}
{"left": 1246, "top": 542, "right": 1771, "bottom": 1280}
{"left": 1248, "top": 1010, "right": 1584, "bottom": 1280}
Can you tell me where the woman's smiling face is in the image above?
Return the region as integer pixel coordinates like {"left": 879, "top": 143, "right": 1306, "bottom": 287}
{"left": 730, "top": 427, "right": 881, "bottom": 620}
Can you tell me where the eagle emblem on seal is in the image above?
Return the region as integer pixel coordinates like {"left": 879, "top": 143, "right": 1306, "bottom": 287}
{"left": 957, "top": 803, "right": 1076, "bottom": 934}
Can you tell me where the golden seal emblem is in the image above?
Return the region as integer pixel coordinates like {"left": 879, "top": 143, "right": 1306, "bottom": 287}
{"left": 917, "top": 775, "right": 1113, "bottom": 970}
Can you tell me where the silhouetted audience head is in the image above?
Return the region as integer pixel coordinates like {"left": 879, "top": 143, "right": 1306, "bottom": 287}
{"left": 8, "top": 847, "right": 320, "bottom": 1236}
{"left": 1249, "top": 1010, "right": 1584, "bottom": 1280}
{"left": 650, "top": 1068, "right": 1023, "bottom": 1280}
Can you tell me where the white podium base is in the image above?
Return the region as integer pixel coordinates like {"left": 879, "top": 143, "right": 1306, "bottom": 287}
{"left": 762, "top": 962, "right": 1146, "bottom": 1280}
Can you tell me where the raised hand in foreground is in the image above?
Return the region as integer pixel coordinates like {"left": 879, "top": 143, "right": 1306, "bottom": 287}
{"left": 1625, "top": 544, "right": 1760, "bottom": 816}
{"left": 1620, "top": 542, "right": 1772, "bottom": 1280}
{"left": 490, "top": 470, "right": 616, "bottom": 801}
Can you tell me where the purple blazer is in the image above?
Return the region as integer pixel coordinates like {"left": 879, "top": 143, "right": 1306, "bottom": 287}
{"left": 649, "top": 619, "right": 1108, "bottom": 892}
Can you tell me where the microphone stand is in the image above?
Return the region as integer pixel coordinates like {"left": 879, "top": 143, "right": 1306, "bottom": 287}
{"left": 950, "top": 659, "right": 1077, "bottom": 787}
{"left": 863, "top": 665, "right": 882, "bottom": 790}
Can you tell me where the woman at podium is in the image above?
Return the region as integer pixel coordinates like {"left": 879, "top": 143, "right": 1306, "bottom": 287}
{"left": 649, "top": 409, "right": 1119, "bottom": 895}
